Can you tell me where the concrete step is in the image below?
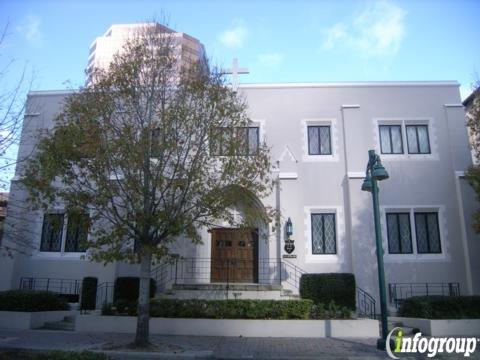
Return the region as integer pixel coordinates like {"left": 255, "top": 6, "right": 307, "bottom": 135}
{"left": 41, "top": 321, "right": 75, "bottom": 331}
{"left": 156, "top": 283, "right": 290, "bottom": 300}
{"left": 39, "top": 315, "right": 76, "bottom": 331}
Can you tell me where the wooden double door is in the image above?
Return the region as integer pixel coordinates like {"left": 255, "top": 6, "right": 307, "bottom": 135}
{"left": 210, "top": 228, "right": 258, "bottom": 283}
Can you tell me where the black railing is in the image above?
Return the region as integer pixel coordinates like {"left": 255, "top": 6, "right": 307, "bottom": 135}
{"left": 19, "top": 277, "right": 81, "bottom": 303}
{"left": 151, "top": 257, "right": 309, "bottom": 293}
{"left": 152, "top": 257, "right": 284, "bottom": 290}
{"left": 356, "top": 287, "right": 376, "bottom": 319}
{"left": 95, "top": 281, "right": 114, "bottom": 309}
{"left": 389, "top": 282, "right": 460, "bottom": 309}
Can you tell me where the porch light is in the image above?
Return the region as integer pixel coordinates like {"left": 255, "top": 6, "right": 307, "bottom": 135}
{"left": 286, "top": 217, "right": 293, "bottom": 238}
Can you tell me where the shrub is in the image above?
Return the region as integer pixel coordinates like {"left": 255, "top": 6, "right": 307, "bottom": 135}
{"left": 80, "top": 277, "right": 97, "bottom": 311}
{"left": 113, "top": 277, "right": 156, "bottom": 303}
{"left": 114, "top": 299, "right": 137, "bottom": 316}
{"left": 299, "top": 273, "right": 356, "bottom": 310}
{"left": 0, "top": 290, "right": 69, "bottom": 312}
{"left": 101, "top": 303, "right": 115, "bottom": 316}
{"left": 309, "top": 301, "right": 352, "bottom": 319}
{"left": 399, "top": 296, "right": 480, "bottom": 319}
{"left": 149, "top": 299, "right": 314, "bottom": 319}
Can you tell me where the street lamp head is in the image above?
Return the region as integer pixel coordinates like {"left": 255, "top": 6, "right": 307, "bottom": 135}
{"left": 371, "top": 159, "right": 389, "bottom": 181}
{"left": 361, "top": 175, "right": 373, "bottom": 192}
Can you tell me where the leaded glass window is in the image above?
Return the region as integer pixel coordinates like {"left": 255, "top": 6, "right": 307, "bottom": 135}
{"left": 415, "top": 212, "right": 441, "bottom": 254}
{"left": 308, "top": 126, "right": 331, "bottom": 155}
{"left": 406, "top": 125, "right": 430, "bottom": 154}
{"left": 311, "top": 213, "right": 336, "bottom": 254}
{"left": 65, "top": 212, "right": 90, "bottom": 252}
{"left": 386, "top": 213, "right": 412, "bottom": 254}
{"left": 379, "top": 125, "right": 403, "bottom": 154}
{"left": 40, "top": 214, "right": 64, "bottom": 252}
{"left": 210, "top": 127, "right": 259, "bottom": 156}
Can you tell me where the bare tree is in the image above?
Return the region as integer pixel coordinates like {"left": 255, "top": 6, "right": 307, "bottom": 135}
{"left": 0, "top": 25, "right": 32, "bottom": 189}
{"left": 465, "top": 81, "right": 480, "bottom": 232}
{"left": 23, "top": 23, "right": 274, "bottom": 347}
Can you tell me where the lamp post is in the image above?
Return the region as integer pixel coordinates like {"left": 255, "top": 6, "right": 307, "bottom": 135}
{"left": 361, "top": 149, "right": 389, "bottom": 350}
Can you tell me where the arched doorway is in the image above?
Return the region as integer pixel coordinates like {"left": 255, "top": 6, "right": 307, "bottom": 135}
{"left": 209, "top": 186, "right": 268, "bottom": 284}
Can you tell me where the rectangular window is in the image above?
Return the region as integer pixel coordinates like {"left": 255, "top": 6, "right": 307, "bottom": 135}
{"left": 64, "top": 212, "right": 90, "bottom": 252}
{"left": 386, "top": 213, "right": 413, "bottom": 254}
{"left": 311, "top": 213, "right": 336, "bottom": 254}
{"left": 151, "top": 128, "right": 162, "bottom": 158}
{"left": 406, "top": 125, "right": 430, "bottom": 154}
{"left": 40, "top": 214, "right": 64, "bottom": 252}
{"left": 210, "top": 127, "right": 259, "bottom": 156}
{"left": 308, "top": 126, "right": 331, "bottom": 155}
{"left": 415, "top": 212, "right": 441, "bottom": 254}
{"left": 379, "top": 125, "right": 403, "bottom": 154}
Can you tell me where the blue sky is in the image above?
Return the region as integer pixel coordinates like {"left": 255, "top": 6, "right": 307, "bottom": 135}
{"left": 1, "top": 0, "right": 479, "bottom": 98}
{"left": 0, "top": 0, "right": 479, "bottom": 188}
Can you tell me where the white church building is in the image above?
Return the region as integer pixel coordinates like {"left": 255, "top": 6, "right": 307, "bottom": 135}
{"left": 1, "top": 24, "right": 479, "bottom": 313}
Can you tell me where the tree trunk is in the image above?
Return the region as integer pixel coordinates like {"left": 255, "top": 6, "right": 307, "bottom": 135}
{"left": 134, "top": 252, "right": 152, "bottom": 347}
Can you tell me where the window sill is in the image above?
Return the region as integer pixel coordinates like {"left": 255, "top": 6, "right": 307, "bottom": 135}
{"left": 305, "top": 254, "right": 340, "bottom": 263}
{"left": 384, "top": 253, "right": 447, "bottom": 262}
{"left": 379, "top": 153, "right": 439, "bottom": 161}
{"left": 302, "top": 154, "right": 339, "bottom": 162}
{"left": 34, "top": 252, "right": 87, "bottom": 260}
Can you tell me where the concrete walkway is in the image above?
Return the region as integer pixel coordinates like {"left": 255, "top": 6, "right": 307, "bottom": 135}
{"left": 0, "top": 329, "right": 392, "bottom": 359}
{"left": 1, "top": 329, "right": 478, "bottom": 359}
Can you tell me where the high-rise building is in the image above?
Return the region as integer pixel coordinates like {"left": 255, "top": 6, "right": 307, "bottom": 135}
{"left": 85, "top": 23, "right": 206, "bottom": 83}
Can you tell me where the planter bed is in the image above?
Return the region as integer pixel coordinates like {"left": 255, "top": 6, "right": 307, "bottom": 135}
{"left": 76, "top": 315, "right": 379, "bottom": 338}
{"left": 390, "top": 316, "right": 480, "bottom": 336}
{"left": 0, "top": 310, "right": 73, "bottom": 330}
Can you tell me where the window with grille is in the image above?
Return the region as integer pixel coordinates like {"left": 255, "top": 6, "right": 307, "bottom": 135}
{"left": 406, "top": 125, "right": 430, "bottom": 154}
{"left": 40, "top": 214, "right": 64, "bottom": 252}
{"left": 64, "top": 212, "right": 90, "bottom": 252}
{"left": 311, "top": 213, "right": 336, "bottom": 254}
{"left": 210, "top": 127, "right": 259, "bottom": 156}
{"left": 379, "top": 125, "right": 403, "bottom": 154}
{"left": 386, "top": 213, "right": 413, "bottom": 254}
{"left": 308, "top": 126, "right": 331, "bottom": 155}
{"left": 415, "top": 212, "right": 441, "bottom": 254}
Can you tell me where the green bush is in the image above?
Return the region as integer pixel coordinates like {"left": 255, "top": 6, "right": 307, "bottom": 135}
{"left": 80, "top": 277, "right": 97, "bottom": 311}
{"left": 149, "top": 299, "right": 314, "bottom": 319}
{"left": 299, "top": 273, "right": 356, "bottom": 310}
{"left": 0, "top": 290, "right": 69, "bottom": 312}
{"left": 399, "top": 296, "right": 480, "bottom": 319}
{"left": 101, "top": 303, "right": 115, "bottom": 316}
{"left": 113, "top": 277, "right": 156, "bottom": 303}
{"left": 309, "top": 300, "right": 352, "bottom": 319}
{"left": 114, "top": 299, "right": 137, "bottom": 316}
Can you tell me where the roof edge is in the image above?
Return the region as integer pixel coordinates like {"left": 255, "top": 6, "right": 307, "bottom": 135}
{"left": 239, "top": 81, "right": 460, "bottom": 89}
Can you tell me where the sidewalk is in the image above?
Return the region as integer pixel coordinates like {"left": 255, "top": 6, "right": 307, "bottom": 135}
{"left": 0, "top": 329, "right": 392, "bottom": 359}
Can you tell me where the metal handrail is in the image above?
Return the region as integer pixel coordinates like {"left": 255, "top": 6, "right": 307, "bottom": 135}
{"left": 356, "top": 286, "right": 376, "bottom": 319}
{"left": 388, "top": 282, "right": 460, "bottom": 308}
{"left": 19, "top": 277, "right": 81, "bottom": 295}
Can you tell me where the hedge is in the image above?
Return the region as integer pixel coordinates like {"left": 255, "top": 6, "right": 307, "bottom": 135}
{"left": 113, "top": 277, "right": 156, "bottom": 303}
{"left": 149, "top": 299, "right": 314, "bottom": 319}
{"left": 0, "top": 290, "right": 69, "bottom": 312}
{"left": 80, "top": 277, "right": 98, "bottom": 311}
{"left": 398, "top": 296, "right": 480, "bottom": 319}
{"left": 299, "top": 273, "right": 356, "bottom": 310}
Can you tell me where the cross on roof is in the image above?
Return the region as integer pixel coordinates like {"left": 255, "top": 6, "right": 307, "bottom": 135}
{"left": 223, "top": 58, "right": 249, "bottom": 91}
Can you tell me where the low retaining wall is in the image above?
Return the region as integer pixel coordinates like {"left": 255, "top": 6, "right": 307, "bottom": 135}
{"left": 76, "top": 315, "right": 379, "bottom": 338}
{"left": 390, "top": 317, "right": 480, "bottom": 336}
{"left": 0, "top": 311, "right": 73, "bottom": 330}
